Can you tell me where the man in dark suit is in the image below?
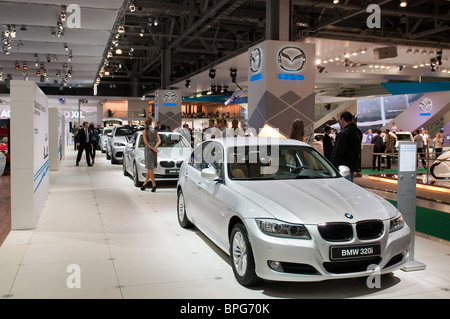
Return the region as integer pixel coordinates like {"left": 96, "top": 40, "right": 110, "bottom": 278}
{"left": 76, "top": 121, "right": 92, "bottom": 166}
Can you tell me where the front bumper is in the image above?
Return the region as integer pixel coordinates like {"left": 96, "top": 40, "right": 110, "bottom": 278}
{"left": 245, "top": 219, "right": 411, "bottom": 282}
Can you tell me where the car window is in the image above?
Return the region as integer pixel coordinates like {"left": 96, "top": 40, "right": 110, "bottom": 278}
{"left": 138, "top": 135, "right": 145, "bottom": 148}
{"left": 115, "top": 127, "right": 138, "bottom": 136}
{"left": 159, "top": 134, "right": 190, "bottom": 148}
{"left": 189, "top": 141, "right": 223, "bottom": 175}
{"left": 228, "top": 145, "right": 339, "bottom": 180}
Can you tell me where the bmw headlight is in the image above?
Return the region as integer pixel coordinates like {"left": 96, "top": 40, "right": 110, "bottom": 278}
{"left": 389, "top": 213, "right": 405, "bottom": 233}
{"left": 256, "top": 219, "right": 311, "bottom": 239}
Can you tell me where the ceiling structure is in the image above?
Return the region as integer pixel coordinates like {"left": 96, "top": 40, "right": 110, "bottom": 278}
{"left": 0, "top": 0, "right": 449, "bottom": 99}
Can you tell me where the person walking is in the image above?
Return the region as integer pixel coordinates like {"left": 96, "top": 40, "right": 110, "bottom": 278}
{"left": 75, "top": 121, "right": 92, "bottom": 166}
{"left": 384, "top": 129, "right": 396, "bottom": 169}
{"left": 141, "top": 117, "right": 160, "bottom": 192}
{"left": 414, "top": 129, "right": 426, "bottom": 168}
{"left": 433, "top": 132, "right": 444, "bottom": 158}
{"left": 322, "top": 126, "right": 333, "bottom": 161}
{"left": 89, "top": 123, "right": 100, "bottom": 164}
{"left": 330, "top": 111, "right": 362, "bottom": 182}
{"left": 72, "top": 123, "right": 79, "bottom": 150}
{"left": 371, "top": 130, "right": 384, "bottom": 170}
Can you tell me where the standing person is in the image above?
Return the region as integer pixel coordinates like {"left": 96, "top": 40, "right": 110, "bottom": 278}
{"left": 371, "top": 130, "right": 384, "bottom": 170}
{"left": 322, "top": 126, "right": 333, "bottom": 161}
{"left": 141, "top": 117, "right": 160, "bottom": 192}
{"left": 330, "top": 111, "right": 362, "bottom": 182}
{"left": 228, "top": 119, "right": 244, "bottom": 137}
{"left": 72, "top": 123, "right": 79, "bottom": 150}
{"left": 391, "top": 121, "right": 398, "bottom": 133}
{"left": 76, "top": 121, "right": 92, "bottom": 166}
{"left": 414, "top": 129, "right": 426, "bottom": 168}
{"left": 433, "top": 132, "right": 444, "bottom": 158}
{"left": 288, "top": 118, "right": 305, "bottom": 142}
{"left": 384, "top": 129, "right": 396, "bottom": 169}
{"left": 89, "top": 123, "right": 100, "bottom": 164}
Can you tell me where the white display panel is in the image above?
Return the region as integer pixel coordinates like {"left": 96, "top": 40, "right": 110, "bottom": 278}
{"left": 10, "top": 80, "right": 49, "bottom": 229}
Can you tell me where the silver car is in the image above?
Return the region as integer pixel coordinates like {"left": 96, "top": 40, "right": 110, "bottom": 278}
{"left": 101, "top": 126, "right": 113, "bottom": 153}
{"left": 176, "top": 137, "right": 411, "bottom": 286}
{"left": 107, "top": 125, "right": 139, "bottom": 164}
{"left": 123, "top": 131, "right": 192, "bottom": 187}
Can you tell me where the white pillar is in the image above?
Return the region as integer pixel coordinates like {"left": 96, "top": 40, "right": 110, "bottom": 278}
{"left": 10, "top": 81, "right": 49, "bottom": 229}
{"left": 247, "top": 40, "right": 316, "bottom": 142}
{"left": 154, "top": 89, "right": 182, "bottom": 130}
{"left": 49, "top": 107, "right": 62, "bottom": 171}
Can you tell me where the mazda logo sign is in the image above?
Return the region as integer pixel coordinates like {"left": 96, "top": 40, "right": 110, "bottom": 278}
{"left": 249, "top": 48, "right": 262, "bottom": 73}
{"left": 277, "top": 46, "right": 306, "bottom": 72}
{"left": 419, "top": 98, "right": 432, "bottom": 113}
{"left": 163, "top": 90, "right": 177, "bottom": 103}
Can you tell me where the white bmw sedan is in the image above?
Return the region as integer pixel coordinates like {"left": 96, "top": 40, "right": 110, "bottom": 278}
{"left": 176, "top": 137, "right": 411, "bottom": 286}
{"left": 123, "top": 131, "right": 192, "bottom": 187}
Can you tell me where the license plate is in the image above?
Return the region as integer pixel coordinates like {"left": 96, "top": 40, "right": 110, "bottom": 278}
{"left": 330, "top": 243, "right": 381, "bottom": 261}
{"left": 166, "top": 169, "right": 179, "bottom": 174}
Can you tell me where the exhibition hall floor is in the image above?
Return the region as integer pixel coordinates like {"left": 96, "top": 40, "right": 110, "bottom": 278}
{"left": 0, "top": 151, "right": 449, "bottom": 299}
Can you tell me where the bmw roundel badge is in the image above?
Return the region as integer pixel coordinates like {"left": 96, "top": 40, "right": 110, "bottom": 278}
{"left": 345, "top": 213, "right": 353, "bottom": 219}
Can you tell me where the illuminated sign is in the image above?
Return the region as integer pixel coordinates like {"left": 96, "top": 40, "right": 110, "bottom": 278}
{"left": 249, "top": 48, "right": 262, "bottom": 73}
{"left": 419, "top": 98, "right": 432, "bottom": 116}
{"left": 277, "top": 46, "right": 306, "bottom": 72}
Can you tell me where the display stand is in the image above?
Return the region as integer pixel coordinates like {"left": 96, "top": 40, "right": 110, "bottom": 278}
{"left": 10, "top": 81, "right": 49, "bottom": 229}
{"left": 397, "top": 141, "right": 426, "bottom": 271}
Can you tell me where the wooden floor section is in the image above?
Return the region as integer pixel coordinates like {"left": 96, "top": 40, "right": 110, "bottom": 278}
{"left": 0, "top": 172, "right": 11, "bottom": 247}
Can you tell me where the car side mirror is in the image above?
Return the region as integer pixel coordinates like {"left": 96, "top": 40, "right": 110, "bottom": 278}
{"left": 201, "top": 167, "right": 220, "bottom": 181}
{"left": 107, "top": 133, "right": 112, "bottom": 137}
{"left": 338, "top": 165, "right": 350, "bottom": 177}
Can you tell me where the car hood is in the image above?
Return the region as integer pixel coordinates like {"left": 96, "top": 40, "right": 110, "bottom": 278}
{"left": 230, "top": 178, "right": 397, "bottom": 224}
{"left": 113, "top": 136, "right": 130, "bottom": 143}
{"left": 158, "top": 147, "right": 191, "bottom": 160}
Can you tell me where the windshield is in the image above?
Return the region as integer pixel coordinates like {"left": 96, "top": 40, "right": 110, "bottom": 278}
{"left": 115, "top": 127, "right": 138, "bottom": 136}
{"left": 137, "top": 134, "right": 190, "bottom": 148}
{"left": 397, "top": 134, "right": 412, "bottom": 141}
{"left": 228, "top": 145, "right": 339, "bottom": 180}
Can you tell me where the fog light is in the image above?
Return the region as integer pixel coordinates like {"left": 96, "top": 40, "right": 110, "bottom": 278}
{"left": 268, "top": 260, "right": 284, "bottom": 272}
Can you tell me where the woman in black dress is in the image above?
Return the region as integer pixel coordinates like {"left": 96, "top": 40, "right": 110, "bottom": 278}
{"left": 141, "top": 117, "right": 160, "bottom": 191}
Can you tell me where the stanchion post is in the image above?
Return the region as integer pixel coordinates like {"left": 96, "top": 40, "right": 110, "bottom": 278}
{"left": 397, "top": 142, "right": 426, "bottom": 271}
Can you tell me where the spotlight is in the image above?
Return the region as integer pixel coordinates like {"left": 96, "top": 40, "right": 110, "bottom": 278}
{"left": 60, "top": 6, "right": 67, "bottom": 22}
{"left": 115, "top": 48, "right": 122, "bottom": 55}
{"left": 9, "top": 25, "right": 16, "bottom": 38}
{"left": 36, "top": 70, "right": 40, "bottom": 76}
{"left": 56, "top": 71, "right": 61, "bottom": 77}
{"left": 185, "top": 79, "right": 191, "bottom": 88}
{"left": 398, "top": 65, "right": 404, "bottom": 71}
{"left": 139, "top": 28, "right": 144, "bottom": 37}
{"left": 129, "top": 2, "right": 136, "bottom": 12}
{"left": 400, "top": 1, "right": 407, "bottom": 7}
{"left": 209, "top": 68, "right": 216, "bottom": 79}
{"left": 154, "top": 19, "right": 158, "bottom": 26}
{"left": 16, "top": 40, "right": 23, "bottom": 50}
{"left": 117, "top": 25, "right": 125, "bottom": 33}
{"left": 15, "top": 62, "right": 19, "bottom": 69}
{"left": 230, "top": 67, "right": 237, "bottom": 83}
{"left": 23, "top": 63, "right": 27, "bottom": 70}
{"left": 317, "top": 65, "right": 325, "bottom": 73}
{"left": 64, "top": 43, "right": 69, "bottom": 51}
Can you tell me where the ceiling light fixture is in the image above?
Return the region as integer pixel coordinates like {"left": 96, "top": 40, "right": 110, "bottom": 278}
{"left": 209, "top": 68, "right": 216, "bottom": 79}
{"left": 115, "top": 48, "right": 122, "bottom": 55}
{"left": 230, "top": 67, "right": 237, "bottom": 83}
{"left": 60, "top": 6, "right": 67, "bottom": 22}
{"left": 129, "top": 2, "right": 136, "bottom": 12}
{"left": 317, "top": 65, "right": 325, "bottom": 73}
{"left": 185, "top": 79, "right": 191, "bottom": 88}
{"left": 117, "top": 26, "right": 125, "bottom": 33}
{"left": 139, "top": 28, "right": 144, "bottom": 37}
{"left": 400, "top": 1, "right": 407, "bottom": 7}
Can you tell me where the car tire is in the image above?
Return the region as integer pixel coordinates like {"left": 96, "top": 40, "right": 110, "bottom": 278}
{"left": 230, "top": 223, "right": 261, "bottom": 286}
{"left": 177, "top": 189, "right": 193, "bottom": 228}
{"left": 133, "top": 162, "right": 143, "bottom": 187}
{"left": 123, "top": 158, "right": 130, "bottom": 176}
